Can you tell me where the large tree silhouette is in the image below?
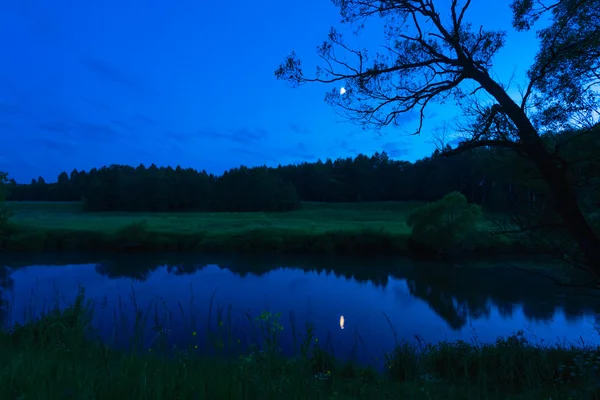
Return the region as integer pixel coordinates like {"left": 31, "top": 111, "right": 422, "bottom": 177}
{"left": 275, "top": 0, "right": 600, "bottom": 277}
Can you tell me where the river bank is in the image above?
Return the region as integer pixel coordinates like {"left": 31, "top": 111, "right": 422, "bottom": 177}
{"left": 1, "top": 289, "right": 598, "bottom": 399}
{"left": 1, "top": 201, "right": 557, "bottom": 259}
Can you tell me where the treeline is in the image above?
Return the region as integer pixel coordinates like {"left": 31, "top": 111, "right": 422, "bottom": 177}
{"left": 7, "top": 165, "right": 300, "bottom": 212}
{"left": 6, "top": 127, "right": 599, "bottom": 213}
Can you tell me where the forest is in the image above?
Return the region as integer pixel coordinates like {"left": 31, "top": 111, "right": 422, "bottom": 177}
{"left": 6, "top": 126, "right": 599, "bottom": 215}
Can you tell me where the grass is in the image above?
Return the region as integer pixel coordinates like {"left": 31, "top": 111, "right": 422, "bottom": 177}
{"left": 0, "top": 201, "right": 548, "bottom": 257}
{"left": 1, "top": 287, "right": 599, "bottom": 399}
{"left": 5, "top": 201, "right": 425, "bottom": 234}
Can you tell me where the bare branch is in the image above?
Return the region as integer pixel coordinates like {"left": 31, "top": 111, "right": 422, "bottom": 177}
{"left": 442, "top": 139, "right": 525, "bottom": 157}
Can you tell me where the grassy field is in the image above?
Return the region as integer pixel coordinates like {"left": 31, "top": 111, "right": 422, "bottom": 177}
{"left": 6, "top": 201, "right": 428, "bottom": 234}
{"left": 0, "top": 201, "right": 535, "bottom": 256}
{"left": 1, "top": 289, "right": 598, "bottom": 399}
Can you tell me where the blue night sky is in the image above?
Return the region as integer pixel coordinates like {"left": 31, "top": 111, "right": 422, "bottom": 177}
{"left": 1, "top": 0, "right": 542, "bottom": 183}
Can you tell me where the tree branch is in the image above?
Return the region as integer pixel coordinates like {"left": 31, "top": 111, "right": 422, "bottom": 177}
{"left": 442, "top": 139, "right": 526, "bottom": 157}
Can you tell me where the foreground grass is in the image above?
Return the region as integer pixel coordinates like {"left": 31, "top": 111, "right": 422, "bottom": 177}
{"left": 0, "top": 201, "right": 550, "bottom": 257}
{"left": 1, "top": 289, "right": 599, "bottom": 399}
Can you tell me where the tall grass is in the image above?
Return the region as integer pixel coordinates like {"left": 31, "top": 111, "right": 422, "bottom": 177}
{"left": 1, "top": 287, "right": 599, "bottom": 399}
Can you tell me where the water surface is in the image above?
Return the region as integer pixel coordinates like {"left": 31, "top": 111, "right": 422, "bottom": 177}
{"left": 1, "top": 254, "right": 598, "bottom": 363}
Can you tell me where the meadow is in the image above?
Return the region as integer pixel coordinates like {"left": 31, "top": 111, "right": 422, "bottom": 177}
{"left": 7, "top": 201, "right": 424, "bottom": 234}
{"left": 1, "top": 288, "right": 599, "bottom": 399}
{"left": 0, "top": 200, "right": 546, "bottom": 256}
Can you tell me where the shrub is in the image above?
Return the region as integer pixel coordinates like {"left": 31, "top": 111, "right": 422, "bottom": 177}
{"left": 114, "top": 220, "right": 149, "bottom": 242}
{"left": 406, "top": 191, "right": 483, "bottom": 256}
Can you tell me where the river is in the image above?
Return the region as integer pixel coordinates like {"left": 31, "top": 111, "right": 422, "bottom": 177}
{"left": 1, "top": 253, "right": 598, "bottom": 363}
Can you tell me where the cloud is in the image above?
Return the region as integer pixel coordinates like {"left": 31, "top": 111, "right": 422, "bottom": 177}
{"left": 336, "top": 138, "right": 349, "bottom": 150}
{"left": 83, "top": 98, "right": 113, "bottom": 112}
{"left": 39, "top": 121, "right": 70, "bottom": 134}
{"left": 198, "top": 127, "right": 269, "bottom": 145}
{"left": 39, "top": 120, "right": 125, "bottom": 141}
{"left": 294, "top": 142, "right": 308, "bottom": 153}
{"left": 131, "top": 113, "right": 159, "bottom": 126}
{"left": 234, "top": 147, "right": 277, "bottom": 162}
{"left": 165, "top": 130, "right": 195, "bottom": 143}
{"left": 289, "top": 122, "right": 310, "bottom": 135}
{"left": 0, "top": 100, "right": 27, "bottom": 119}
{"left": 0, "top": 121, "right": 16, "bottom": 130}
{"left": 81, "top": 58, "right": 152, "bottom": 94}
{"left": 280, "top": 141, "right": 315, "bottom": 161}
{"left": 39, "top": 138, "right": 77, "bottom": 155}
{"left": 75, "top": 122, "right": 125, "bottom": 140}
{"left": 381, "top": 141, "right": 411, "bottom": 159}
{"left": 110, "top": 120, "right": 134, "bottom": 133}
{"left": 230, "top": 141, "right": 315, "bottom": 165}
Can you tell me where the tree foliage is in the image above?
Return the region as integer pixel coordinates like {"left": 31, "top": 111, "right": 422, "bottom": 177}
{"left": 407, "top": 191, "right": 483, "bottom": 255}
{"left": 7, "top": 164, "right": 302, "bottom": 213}
{"left": 0, "top": 171, "right": 12, "bottom": 232}
{"left": 0, "top": 172, "right": 8, "bottom": 202}
{"left": 512, "top": 0, "right": 600, "bottom": 132}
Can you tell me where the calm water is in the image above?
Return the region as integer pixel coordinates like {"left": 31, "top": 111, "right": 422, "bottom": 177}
{"left": 1, "top": 253, "right": 599, "bottom": 363}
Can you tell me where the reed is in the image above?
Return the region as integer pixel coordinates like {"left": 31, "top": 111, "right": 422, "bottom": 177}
{"left": 1, "top": 287, "right": 599, "bottom": 399}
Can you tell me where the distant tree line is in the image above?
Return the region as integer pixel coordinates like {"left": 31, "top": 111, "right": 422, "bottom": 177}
{"left": 5, "top": 128, "right": 599, "bottom": 214}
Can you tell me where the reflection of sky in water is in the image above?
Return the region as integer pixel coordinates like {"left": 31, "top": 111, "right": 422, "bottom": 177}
{"left": 3, "top": 263, "right": 600, "bottom": 363}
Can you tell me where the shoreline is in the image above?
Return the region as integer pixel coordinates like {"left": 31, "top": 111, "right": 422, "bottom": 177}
{"left": 1, "top": 290, "right": 598, "bottom": 399}
{"left": 0, "top": 201, "right": 567, "bottom": 267}
{"left": 0, "top": 224, "right": 556, "bottom": 259}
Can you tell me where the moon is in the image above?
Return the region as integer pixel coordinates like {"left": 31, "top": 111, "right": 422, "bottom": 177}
{"left": 340, "top": 87, "right": 346, "bottom": 95}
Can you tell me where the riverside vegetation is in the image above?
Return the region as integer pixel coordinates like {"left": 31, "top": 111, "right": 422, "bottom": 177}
{"left": 0, "top": 196, "right": 566, "bottom": 259}
{"left": 1, "top": 288, "right": 599, "bottom": 399}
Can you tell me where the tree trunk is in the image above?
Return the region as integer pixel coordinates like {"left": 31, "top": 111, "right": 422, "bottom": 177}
{"left": 470, "top": 68, "right": 600, "bottom": 276}
{"left": 525, "top": 146, "right": 600, "bottom": 267}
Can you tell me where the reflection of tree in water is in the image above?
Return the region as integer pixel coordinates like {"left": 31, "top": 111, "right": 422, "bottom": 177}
{"left": 6, "top": 254, "right": 600, "bottom": 332}
{"left": 165, "top": 264, "right": 207, "bottom": 276}
{"left": 496, "top": 302, "right": 516, "bottom": 318}
{"left": 0, "top": 265, "right": 15, "bottom": 327}
{"left": 93, "top": 255, "right": 210, "bottom": 281}
{"left": 397, "top": 265, "right": 600, "bottom": 330}
{"left": 522, "top": 301, "right": 557, "bottom": 323}
{"left": 406, "top": 279, "right": 472, "bottom": 330}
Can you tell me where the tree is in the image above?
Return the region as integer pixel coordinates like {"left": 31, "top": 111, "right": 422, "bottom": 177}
{"left": 275, "top": 0, "right": 600, "bottom": 277}
{"left": 0, "top": 172, "right": 8, "bottom": 203}
{"left": 407, "top": 191, "right": 483, "bottom": 256}
{"left": 0, "top": 171, "right": 12, "bottom": 231}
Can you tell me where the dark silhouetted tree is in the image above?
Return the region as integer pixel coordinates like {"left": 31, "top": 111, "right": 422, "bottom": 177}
{"left": 275, "top": 0, "right": 600, "bottom": 277}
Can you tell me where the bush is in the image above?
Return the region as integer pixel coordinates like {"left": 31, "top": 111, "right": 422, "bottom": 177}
{"left": 406, "top": 191, "right": 483, "bottom": 256}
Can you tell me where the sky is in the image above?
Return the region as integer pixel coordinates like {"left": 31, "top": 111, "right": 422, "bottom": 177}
{"left": 0, "top": 0, "right": 543, "bottom": 183}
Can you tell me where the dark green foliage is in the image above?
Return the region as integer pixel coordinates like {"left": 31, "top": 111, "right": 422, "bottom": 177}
{"left": 81, "top": 164, "right": 214, "bottom": 212}
{"left": 407, "top": 192, "right": 483, "bottom": 256}
{"left": 213, "top": 166, "right": 301, "bottom": 212}
{"left": 8, "top": 287, "right": 92, "bottom": 349}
